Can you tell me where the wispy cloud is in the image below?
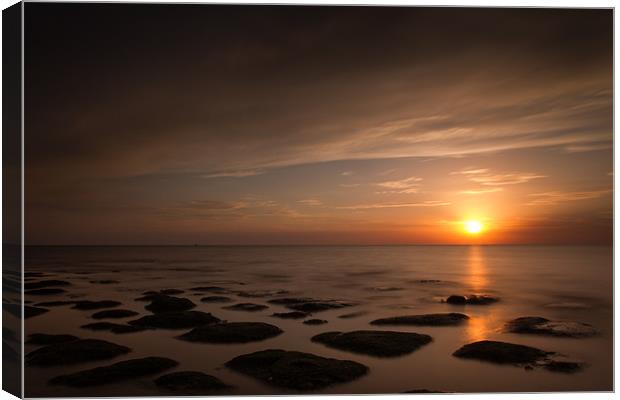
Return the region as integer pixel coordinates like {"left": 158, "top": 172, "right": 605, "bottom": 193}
{"left": 341, "top": 171, "right": 354, "bottom": 176}
{"left": 297, "top": 199, "right": 323, "bottom": 206}
{"left": 202, "top": 169, "right": 264, "bottom": 179}
{"left": 375, "top": 176, "right": 422, "bottom": 194}
{"left": 564, "top": 143, "right": 612, "bottom": 153}
{"left": 337, "top": 200, "right": 450, "bottom": 210}
{"left": 526, "top": 189, "right": 612, "bottom": 206}
{"left": 460, "top": 187, "right": 504, "bottom": 195}
{"left": 451, "top": 168, "right": 546, "bottom": 186}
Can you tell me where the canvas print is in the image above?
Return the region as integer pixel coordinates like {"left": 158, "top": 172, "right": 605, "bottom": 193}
{"left": 5, "top": 3, "right": 614, "bottom": 397}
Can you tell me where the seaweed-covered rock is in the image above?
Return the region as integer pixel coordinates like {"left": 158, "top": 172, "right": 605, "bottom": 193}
{"left": 72, "top": 300, "right": 122, "bottom": 310}
{"left": 81, "top": 322, "right": 149, "bottom": 334}
{"left": 446, "top": 295, "right": 499, "bottom": 305}
{"left": 129, "top": 311, "right": 220, "bottom": 329}
{"left": 272, "top": 311, "right": 309, "bottom": 319}
{"left": 268, "top": 298, "right": 353, "bottom": 313}
{"left": 312, "top": 330, "right": 432, "bottom": 357}
{"left": 27, "top": 333, "right": 79, "bottom": 346}
{"left": 92, "top": 309, "right": 139, "bottom": 320}
{"left": 225, "top": 349, "right": 368, "bottom": 390}
{"left": 505, "top": 317, "right": 597, "bottom": 338}
{"left": 26, "top": 339, "right": 130, "bottom": 366}
{"left": 26, "top": 288, "right": 66, "bottom": 296}
{"left": 145, "top": 295, "right": 196, "bottom": 313}
{"left": 200, "top": 296, "right": 232, "bottom": 303}
{"left": 50, "top": 357, "right": 178, "bottom": 387}
{"left": 178, "top": 322, "right": 283, "bottom": 343}
{"left": 25, "top": 280, "right": 71, "bottom": 290}
{"left": 371, "top": 313, "right": 469, "bottom": 326}
{"left": 303, "top": 319, "right": 328, "bottom": 325}
{"left": 223, "top": 303, "right": 268, "bottom": 312}
{"left": 154, "top": 371, "right": 230, "bottom": 392}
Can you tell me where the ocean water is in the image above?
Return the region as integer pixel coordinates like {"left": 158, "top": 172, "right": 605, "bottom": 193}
{"left": 22, "top": 245, "right": 613, "bottom": 396}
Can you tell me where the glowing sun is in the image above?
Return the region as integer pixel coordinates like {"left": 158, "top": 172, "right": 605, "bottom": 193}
{"left": 464, "top": 220, "right": 483, "bottom": 234}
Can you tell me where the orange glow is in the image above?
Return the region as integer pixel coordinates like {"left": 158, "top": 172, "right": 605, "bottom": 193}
{"left": 464, "top": 220, "right": 483, "bottom": 234}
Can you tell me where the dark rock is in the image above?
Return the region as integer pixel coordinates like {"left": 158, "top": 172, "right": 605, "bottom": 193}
{"left": 26, "top": 288, "right": 67, "bottom": 295}
{"left": 236, "top": 289, "right": 289, "bottom": 298}
{"left": 268, "top": 297, "right": 317, "bottom": 305}
{"left": 129, "top": 311, "right": 220, "bottom": 329}
{"left": 446, "top": 295, "right": 466, "bottom": 304}
{"left": 81, "top": 322, "right": 149, "bottom": 334}
{"left": 189, "top": 286, "right": 229, "bottom": 293}
{"left": 27, "top": 333, "right": 79, "bottom": 346}
{"left": 26, "top": 339, "right": 130, "bottom": 366}
{"left": 544, "top": 360, "right": 584, "bottom": 373}
{"left": 24, "top": 272, "right": 47, "bottom": 278}
{"left": 160, "top": 289, "right": 185, "bottom": 295}
{"left": 371, "top": 313, "right": 469, "bottom": 326}
{"left": 446, "top": 295, "right": 499, "bottom": 305}
{"left": 25, "top": 280, "right": 71, "bottom": 290}
{"left": 338, "top": 311, "right": 368, "bottom": 319}
{"left": 312, "top": 330, "right": 432, "bottom": 357}
{"left": 200, "top": 296, "right": 232, "bottom": 303}
{"left": 4, "top": 304, "right": 49, "bottom": 319}
{"left": 268, "top": 298, "right": 353, "bottom": 313}
{"left": 453, "top": 340, "right": 549, "bottom": 365}
{"left": 92, "top": 309, "right": 139, "bottom": 319}
{"left": 505, "top": 317, "right": 597, "bottom": 338}
{"left": 303, "top": 319, "right": 328, "bottom": 325}
{"left": 89, "top": 280, "right": 119, "bottom": 284}
{"left": 223, "top": 303, "right": 268, "bottom": 312}
{"left": 50, "top": 357, "right": 178, "bottom": 387}
{"left": 154, "top": 371, "right": 230, "bottom": 392}
{"left": 272, "top": 311, "right": 309, "bottom": 319}
{"left": 225, "top": 349, "right": 368, "bottom": 390}
{"left": 178, "top": 322, "right": 283, "bottom": 343}
{"left": 145, "top": 295, "right": 196, "bottom": 313}
{"left": 72, "top": 300, "right": 122, "bottom": 310}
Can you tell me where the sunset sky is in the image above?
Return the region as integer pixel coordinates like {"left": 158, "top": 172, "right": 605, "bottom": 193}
{"left": 25, "top": 5, "right": 612, "bottom": 245}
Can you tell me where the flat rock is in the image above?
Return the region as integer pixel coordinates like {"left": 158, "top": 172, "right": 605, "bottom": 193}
{"left": 505, "top": 317, "right": 597, "bottom": 338}
{"left": 26, "top": 288, "right": 66, "bottom": 295}
{"left": 92, "top": 309, "right": 139, "bottom": 319}
{"left": 371, "top": 313, "right": 469, "bottom": 326}
{"left": 200, "top": 296, "right": 232, "bottom": 303}
{"left": 312, "top": 330, "right": 432, "bottom": 357}
{"left": 225, "top": 349, "right": 368, "bottom": 390}
{"left": 72, "top": 300, "right": 122, "bottom": 310}
{"left": 25, "top": 280, "right": 71, "bottom": 290}
{"left": 145, "top": 295, "right": 196, "bottom": 313}
{"left": 303, "top": 319, "right": 328, "bottom": 325}
{"left": 129, "top": 311, "right": 220, "bottom": 329}
{"left": 50, "top": 357, "right": 178, "bottom": 387}
{"left": 223, "top": 303, "right": 268, "bottom": 312}
{"left": 178, "top": 322, "right": 283, "bottom": 343}
{"left": 272, "top": 311, "right": 309, "bottom": 319}
{"left": 154, "top": 371, "right": 230, "bottom": 392}
{"left": 26, "top": 339, "right": 130, "bottom": 366}
{"left": 446, "top": 295, "right": 499, "bottom": 305}
{"left": 269, "top": 298, "right": 353, "bottom": 313}
{"left": 4, "top": 304, "right": 49, "bottom": 319}
{"left": 27, "top": 333, "right": 79, "bottom": 346}
{"left": 81, "top": 322, "right": 149, "bottom": 334}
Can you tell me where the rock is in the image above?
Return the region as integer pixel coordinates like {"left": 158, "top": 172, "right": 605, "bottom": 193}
{"left": 446, "top": 295, "right": 499, "bottom": 305}
{"left": 268, "top": 298, "right": 354, "bottom": 313}
{"left": 90, "top": 280, "right": 119, "bottom": 284}
{"left": 145, "top": 295, "right": 196, "bottom": 313}
{"left": 505, "top": 317, "right": 597, "bottom": 338}
{"left": 303, "top": 319, "right": 328, "bottom": 325}
{"left": 154, "top": 371, "right": 230, "bottom": 392}
{"left": 338, "top": 311, "right": 368, "bottom": 319}
{"left": 4, "top": 304, "right": 49, "bottom": 319}
{"left": 72, "top": 300, "right": 121, "bottom": 310}
{"left": 129, "top": 311, "right": 220, "bottom": 329}
{"left": 81, "top": 322, "right": 149, "bottom": 334}
{"left": 272, "top": 311, "right": 309, "bottom": 319}
{"left": 92, "top": 309, "right": 139, "bottom": 319}
{"left": 178, "top": 322, "right": 283, "bottom": 343}
{"left": 453, "top": 340, "right": 548, "bottom": 365}
{"left": 24, "top": 272, "right": 47, "bottom": 278}
{"left": 189, "top": 286, "right": 229, "bottom": 293}
{"left": 236, "top": 289, "right": 289, "bottom": 298}
{"left": 159, "top": 289, "right": 185, "bottom": 295}
{"left": 312, "top": 330, "right": 432, "bottom": 357}
{"left": 26, "top": 339, "right": 130, "bottom": 366}
{"left": 544, "top": 360, "right": 584, "bottom": 373}
{"left": 25, "top": 280, "right": 71, "bottom": 290}
{"left": 200, "top": 296, "right": 232, "bottom": 303}
{"left": 27, "top": 333, "right": 79, "bottom": 346}
{"left": 225, "top": 349, "right": 368, "bottom": 390}
{"left": 50, "top": 357, "right": 178, "bottom": 387}
{"left": 26, "top": 288, "right": 67, "bottom": 295}
{"left": 223, "top": 303, "right": 268, "bottom": 312}
{"left": 371, "top": 313, "right": 469, "bottom": 326}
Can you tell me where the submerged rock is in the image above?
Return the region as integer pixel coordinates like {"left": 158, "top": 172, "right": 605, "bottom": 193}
{"left": 25, "top": 280, "right": 71, "bottom": 290}
{"left": 371, "top": 313, "right": 469, "bottom": 326}
{"left": 225, "top": 349, "right": 368, "bottom": 390}
{"left": 50, "top": 357, "right": 178, "bottom": 387}
{"left": 26, "top": 339, "right": 130, "bottom": 366}
{"left": 269, "top": 298, "right": 354, "bottom": 313}
{"left": 200, "top": 296, "right": 232, "bottom": 303}
{"left": 145, "top": 295, "right": 196, "bottom": 313}
{"left": 178, "top": 322, "right": 283, "bottom": 343}
{"left": 505, "top": 317, "right": 597, "bottom": 338}
{"left": 92, "top": 309, "right": 139, "bottom": 319}
{"left": 72, "top": 300, "right": 122, "bottom": 310}
{"left": 223, "top": 303, "right": 268, "bottom": 312}
{"left": 129, "top": 311, "right": 220, "bottom": 329}
{"left": 272, "top": 311, "right": 309, "bottom": 319}
{"left": 303, "top": 319, "right": 328, "bottom": 325}
{"left": 311, "top": 330, "right": 432, "bottom": 357}
{"left": 27, "top": 333, "right": 79, "bottom": 346}
{"left": 81, "top": 322, "right": 149, "bottom": 334}
{"left": 90, "top": 280, "right": 120, "bottom": 285}
{"left": 26, "top": 288, "right": 66, "bottom": 296}
{"left": 155, "top": 371, "right": 230, "bottom": 392}
{"left": 446, "top": 295, "right": 499, "bottom": 305}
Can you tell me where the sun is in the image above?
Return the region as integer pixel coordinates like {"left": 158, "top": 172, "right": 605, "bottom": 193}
{"left": 464, "top": 220, "right": 483, "bottom": 234}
